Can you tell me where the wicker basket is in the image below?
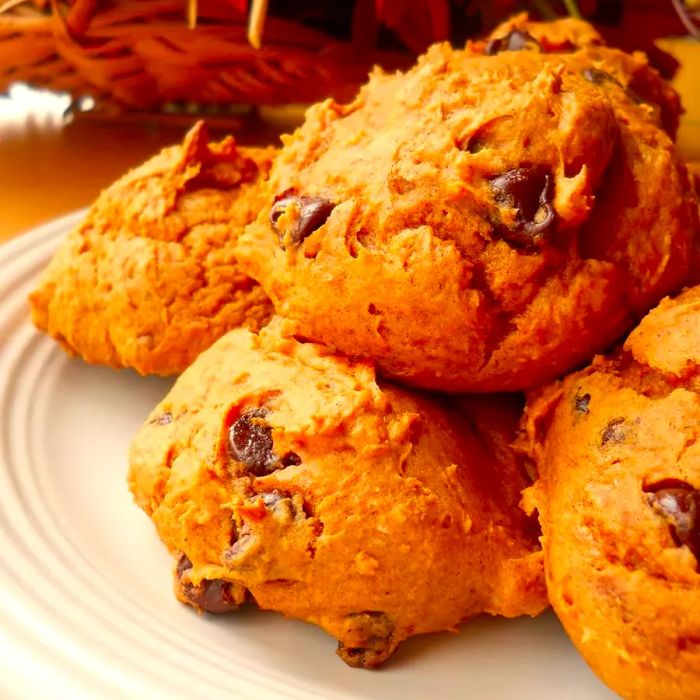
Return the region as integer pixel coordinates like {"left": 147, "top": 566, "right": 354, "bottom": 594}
{"left": 0, "top": 0, "right": 413, "bottom": 109}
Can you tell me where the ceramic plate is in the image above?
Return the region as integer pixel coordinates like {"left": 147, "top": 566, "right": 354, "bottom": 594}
{"left": 0, "top": 213, "right": 616, "bottom": 700}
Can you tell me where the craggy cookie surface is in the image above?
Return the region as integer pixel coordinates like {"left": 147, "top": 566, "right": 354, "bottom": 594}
{"left": 30, "top": 122, "right": 275, "bottom": 376}
{"left": 487, "top": 14, "right": 682, "bottom": 138}
{"left": 237, "top": 18, "right": 697, "bottom": 392}
{"left": 523, "top": 285, "right": 700, "bottom": 700}
{"left": 129, "top": 319, "right": 546, "bottom": 666}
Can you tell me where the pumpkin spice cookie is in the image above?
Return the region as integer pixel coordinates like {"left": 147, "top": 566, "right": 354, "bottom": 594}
{"left": 522, "top": 285, "right": 700, "bottom": 700}
{"left": 484, "top": 14, "right": 682, "bottom": 137}
{"left": 236, "top": 23, "right": 697, "bottom": 392}
{"left": 485, "top": 13, "right": 605, "bottom": 54}
{"left": 129, "top": 318, "right": 546, "bottom": 667}
{"left": 30, "top": 121, "right": 276, "bottom": 376}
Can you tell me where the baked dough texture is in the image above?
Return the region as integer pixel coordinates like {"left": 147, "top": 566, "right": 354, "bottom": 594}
{"left": 129, "top": 318, "right": 546, "bottom": 666}
{"left": 30, "top": 121, "right": 275, "bottom": 376}
{"left": 487, "top": 14, "right": 682, "bottom": 138}
{"left": 522, "top": 285, "right": 700, "bottom": 700}
{"left": 236, "top": 18, "right": 697, "bottom": 393}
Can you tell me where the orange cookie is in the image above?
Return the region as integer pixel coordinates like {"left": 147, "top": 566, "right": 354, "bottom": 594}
{"left": 522, "top": 285, "right": 700, "bottom": 700}
{"left": 129, "top": 318, "right": 546, "bottom": 667}
{"left": 30, "top": 121, "right": 275, "bottom": 376}
{"left": 236, "top": 21, "right": 697, "bottom": 393}
{"left": 484, "top": 14, "right": 682, "bottom": 137}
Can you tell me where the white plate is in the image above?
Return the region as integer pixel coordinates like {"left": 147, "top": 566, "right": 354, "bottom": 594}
{"left": 0, "top": 213, "right": 617, "bottom": 700}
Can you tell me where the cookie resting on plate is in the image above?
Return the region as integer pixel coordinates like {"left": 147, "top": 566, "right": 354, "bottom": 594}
{"left": 128, "top": 318, "right": 546, "bottom": 667}
{"left": 236, "top": 17, "right": 698, "bottom": 393}
{"left": 522, "top": 285, "right": 700, "bottom": 700}
{"left": 29, "top": 121, "right": 275, "bottom": 376}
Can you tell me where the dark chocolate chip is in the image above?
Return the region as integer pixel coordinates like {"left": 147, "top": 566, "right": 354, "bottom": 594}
{"left": 490, "top": 167, "right": 556, "bottom": 249}
{"left": 260, "top": 489, "right": 308, "bottom": 519}
{"left": 269, "top": 189, "right": 293, "bottom": 231}
{"left": 484, "top": 39, "right": 499, "bottom": 56}
{"left": 183, "top": 578, "right": 240, "bottom": 614}
{"left": 625, "top": 86, "right": 645, "bottom": 106}
{"left": 177, "top": 553, "right": 193, "bottom": 577}
{"left": 227, "top": 409, "right": 303, "bottom": 476}
{"left": 601, "top": 417, "right": 627, "bottom": 445}
{"left": 573, "top": 391, "right": 591, "bottom": 415}
{"left": 224, "top": 491, "right": 313, "bottom": 563}
{"left": 176, "top": 554, "right": 240, "bottom": 614}
{"left": 646, "top": 480, "right": 700, "bottom": 562}
{"left": 261, "top": 490, "right": 285, "bottom": 508}
{"left": 280, "top": 451, "right": 302, "bottom": 467}
{"left": 485, "top": 30, "right": 540, "bottom": 55}
{"left": 224, "top": 523, "right": 253, "bottom": 560}
{"left": 151, "top": 411, "right": 173, "bottom": 425}
{"left": 462, "top": 132, "right": 488, "bottom": 154}
{"left": 465, "top": 137, "right": 485, "bottom": 154}
{"left": 336, "top": 611, "right": 395, "bottom": 668}
{"left": 582, "top": 68, "right": 642, "bottom": 104}
{"left": 458, "top": 116, "right": 512, "bottom": 154}
{"left": 582, "top": 67, "right": 616, "bottom": 86}
{"left": 337, "top": 644, "right": 389, "bottom": 668}
{"left": 270, "top": 192, "right": 335, "bottom": 246}
{"left": 228, "top": 409, "right": 275, "bottom": 476}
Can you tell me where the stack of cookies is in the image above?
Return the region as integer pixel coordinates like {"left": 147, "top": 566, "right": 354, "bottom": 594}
{"left": 29, "top": 14, "right": 700, "bottom": 700}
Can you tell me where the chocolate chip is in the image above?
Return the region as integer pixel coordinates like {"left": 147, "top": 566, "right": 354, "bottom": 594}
{"left": 177, "top": 553, "right": 193, "bottom": 577}
{"left": 225, "top": 523, "right": 253, "bottom": 560}
{"left": 224, "top": 490, "right": 315, "bottom": 564}
{"left": 280, "top": 451, "right": 302, "bottom": 467}
{"left": 582, "top": 68, "right": 642, "bottom": 104}
{"left": 336, "top": 611, "right": 395, "bottom": 668}
{"left": 490, "top": 167, "right": 556, "bottom": 249}
{"left": 176, "top": 554, "right": 240, "bottom": 614}
{"left": 261, "top": 490, "right": 286, "bottom": 508}
{"left": 227, "top": 409, "right": 303, "bottom": 476}
{"left": 582, "top": 67, "right": 616, "bottom": 86}
{"left": 485, "top": 30, "right": 540, "bottom": 55}
{"left": 601, "top": 417, "right": 627, "bottom": 445}
{"left": 269, "top": 190, "right": 292, "bottom": 232}
{"left": 228, "top": 409, "right": 275, "bottom": 475}
{"left": 186, "top": 579, "right": 240, "bottom": 613}
{"left": 573, "top": 391, "right": 591, "bottom": 415}
{"left": 646, "top": 480, "right": 700, "bottom": 562}
{"left": 625, "top": 87, "right": 645, "bottom": 106}
{"left": 259, "top": 489, "right": 308, "bottom": 520}
{"left": 270, "top": 191, "right": 335, "bottom": 246}
{"left": 466, "top": 138, "right": 485, "bottom": 154}
{"left": 337, "top": 645, "right": 389, "bottom": 668}
{"left": 463, "top": 132, "right": 488, "bottom": 154}
{"left": 151, "top": 411, "right": 173, "bottom": 425}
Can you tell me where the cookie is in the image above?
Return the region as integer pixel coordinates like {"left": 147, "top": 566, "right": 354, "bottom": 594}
{"left": 522, "top": 285, "right": 700, "bottom": 700}
{"left": 236, "top": 22, "right": 698, "bottom": 392}
{"left": 30, "top": 121, "right": 276, "bottom": 376}
{"left": 486, "top": 13, "right": 605, "bottom": 54}
{"left": 129, "top": 318, "right": 546, "bottom": 667}
{"left": 485, "top": 14, "right": 682, "bottom": 137}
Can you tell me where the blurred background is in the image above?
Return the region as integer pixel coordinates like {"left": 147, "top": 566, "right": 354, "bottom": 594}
{"left": 0, "top": 0, "right": 698, "bottom": 238}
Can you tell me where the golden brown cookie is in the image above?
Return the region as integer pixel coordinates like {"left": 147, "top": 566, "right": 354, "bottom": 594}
{"left": 236, "top": 22, "right": 698, "bottom": 393}
{"left": 129, "top": 318, "right": 546, "bottom": 667}
{"left": 30, "top": 121, "right": 276, "bottom": 376}
{"left": 522, "top": 285, "right": 700, "bottom": 700}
